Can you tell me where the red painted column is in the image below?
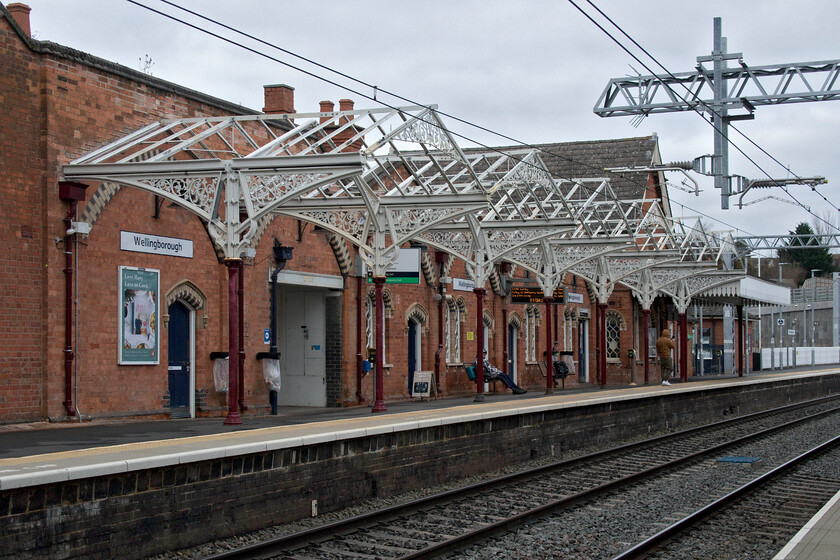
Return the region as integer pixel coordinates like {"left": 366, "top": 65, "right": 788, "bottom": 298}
{"left": 372, "top": 276, "right": 387, "bottom": 413}
{"left": 224, "top": 260, "right": 242, "bottom": 425}
{"left": 474, "top": 287, "right": 486, "bottom": 402}
{"left": 594, "top": 303, "right": 601, "bottom": 386}
{"left": 642, "top": 309, "right": 651, "bottom": 384}
{"left": 238, "top": 263, "right": 247, "bottom": 412}
{"left": 737, "top": 304, "right": 744, "bottom": 377}
{"left": 679, "top": 312, "right": 688, "bottom": 382}
{"left": 356, "top": 276, "right": 365, "bottom": 403}
{"left": 502, "top": 307, "right": 509, "bottom": 375}
{"left": 599, "top": 303, "right": 608, "bottom": 387}
{"left": 544, "top": 296, "right": 554, "bottom": 394}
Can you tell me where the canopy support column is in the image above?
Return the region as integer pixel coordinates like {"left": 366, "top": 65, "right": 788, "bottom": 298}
{"left": 642, "top": 308, "right": 651, "bottom": 384}
{"left": 598, "top": 302, "right": 608, "bottom": 387}
{"left": 238, "top": 263, "right": 247, "bottom": 412}
{"left": 372, "top": 276, "right": 387, "bottom": 413}
{"left": 474, "top": 287, "right": 487, "bottom": 403}
{"left": 679, "top": 312, "right": 688, "bottom": 382}
{"left": 737, "top": 304, "right": 744, "bottom": 377}
{"left": 224, "top": 260, "right": 242, "bottom": 425}
{"left": 544, "top": 296, "right": 554, "bottom": 395}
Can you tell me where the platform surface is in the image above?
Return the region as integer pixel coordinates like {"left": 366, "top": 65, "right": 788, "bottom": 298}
{"left": 773, "top": 489, "right": 840, "bottom": 560}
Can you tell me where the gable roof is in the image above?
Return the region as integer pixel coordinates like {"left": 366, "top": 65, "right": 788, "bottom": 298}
{"left": 477, "top": 136, "right": 663, "bottom": 203}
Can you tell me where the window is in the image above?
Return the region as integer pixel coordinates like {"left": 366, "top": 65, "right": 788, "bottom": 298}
{"left": 445, "top": 296, "right": 461, "bottom": 363}
{"left": 605, "top": 310, "right": 624, "bottom": 360}
{"left": 525, "top": 305, "right": 539, "bottom": 361}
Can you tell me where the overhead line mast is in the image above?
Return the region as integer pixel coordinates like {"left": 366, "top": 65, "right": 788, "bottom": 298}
{"left": 594, "top": 17, "right": 839, "bottom": 209}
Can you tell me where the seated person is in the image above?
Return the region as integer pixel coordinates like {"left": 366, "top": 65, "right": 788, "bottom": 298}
{"left": 473, "top": 350, "right": 527, "bottom": 394}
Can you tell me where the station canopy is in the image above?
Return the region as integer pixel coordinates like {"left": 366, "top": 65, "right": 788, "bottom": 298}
{"left": 62, "top": 103, "right": 753, "bottom": 304}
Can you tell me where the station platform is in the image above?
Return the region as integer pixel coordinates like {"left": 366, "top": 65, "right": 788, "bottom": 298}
{"left": 2, "top": 367, "right": 840, "bottom": 560}
{"left": 773, "top": 489, "right": 840, "bottom": 560}
{"left": 0, "top": 367, "right": 836, "bottom": 487}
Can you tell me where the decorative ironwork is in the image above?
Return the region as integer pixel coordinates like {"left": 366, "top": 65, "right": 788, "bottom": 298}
{"left": 245, "top": 172, "right": 331, "bottom": 213}
{"left": 142, "top": 176, "right": 219, "bottom": 216}
{"left": 296, "top": 209, "right": 367, "bottom": 239}
{"left": 392, "top": 117, "right": 456, "bottom": 155}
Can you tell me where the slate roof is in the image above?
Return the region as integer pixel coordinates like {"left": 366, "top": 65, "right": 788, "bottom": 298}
{"left": 478, "top": 136, "right": 662, "bottom": 202}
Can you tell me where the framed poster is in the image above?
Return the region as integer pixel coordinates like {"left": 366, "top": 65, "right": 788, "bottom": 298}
{"left": 119, "top": 266, "right": 160, "bottom": 365}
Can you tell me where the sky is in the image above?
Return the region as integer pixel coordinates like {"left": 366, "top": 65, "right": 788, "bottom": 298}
{"left": 21, "top": 0, "right": 840, "bottom": 246}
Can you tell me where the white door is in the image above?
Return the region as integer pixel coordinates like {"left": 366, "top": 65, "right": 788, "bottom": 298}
{"left": 280, "top": 289, "right": 327, "bottom": 406}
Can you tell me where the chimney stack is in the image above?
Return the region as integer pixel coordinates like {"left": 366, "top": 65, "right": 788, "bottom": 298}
{"left": 262, "top": 84, "right": 295, "bottom": 114}
{"left": 319, "top": 100, "right": 335, "bottom": 125}
{"left": 7, "top": 3, "right": 31, "bottom": 37}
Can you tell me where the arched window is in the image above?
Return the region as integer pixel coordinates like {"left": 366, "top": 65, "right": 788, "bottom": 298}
{"left": 605, "top": 309, "right": 625, "bottom": 360}
{"left": 525, "top": 305, "right": 540, "bottom": 361}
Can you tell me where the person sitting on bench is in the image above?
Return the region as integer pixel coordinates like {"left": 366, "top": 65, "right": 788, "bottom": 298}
{"left": 473, "top": 350, "right": 527, "bottom": 394}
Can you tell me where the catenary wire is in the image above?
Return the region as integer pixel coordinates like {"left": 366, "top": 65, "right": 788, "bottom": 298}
{"left": 127, "top": 0, "right": 755, "bottom": 238}
{"left": 574, "top": 0, "right": 840, "bottom": 230}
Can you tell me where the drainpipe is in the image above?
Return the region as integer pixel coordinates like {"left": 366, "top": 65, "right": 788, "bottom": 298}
{"left": 356, "top": 275, "right": 365, "bottom": 403}
{"left": 58, "top": 182, "right": 88, "bottom": 417}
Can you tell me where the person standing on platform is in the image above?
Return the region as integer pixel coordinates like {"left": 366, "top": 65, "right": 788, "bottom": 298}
{"left": 656, "top": 329, "right": 676, "bottom": 385}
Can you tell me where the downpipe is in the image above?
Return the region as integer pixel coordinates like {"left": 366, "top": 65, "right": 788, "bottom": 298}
{"left": 63, "top": 200, "right": 77, "bottom": 416}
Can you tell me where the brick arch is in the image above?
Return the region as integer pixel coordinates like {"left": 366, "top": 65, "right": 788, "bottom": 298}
{"left": 366, "top": 287, "right": 394, "bottom": 318}
{"left": 508, "top": 311, "right": 523, "bottom": 330}
{"left": 163, "top": 280, "right": 208, "bottom": 329}
{"left": 605, "top": 309, "right": 627, "bottom": 330}
{"left": 405, "top": 303, "right": 430, "bottom": 334}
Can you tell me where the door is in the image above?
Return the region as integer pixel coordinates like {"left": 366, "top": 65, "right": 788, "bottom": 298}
{"left": 280, "top": 289, "right": 327, "bottom": 406}
{"left": 407, "top": 320, "right": 417, "bottom": 393}
{"left": 167, "top": 301, "right": 191, "bottom": 418}
{"left": 508, "top": 323, "right": 518, "bottom": 382}
{"left": 578, "top": 319, "right": 588, "bottom": 383}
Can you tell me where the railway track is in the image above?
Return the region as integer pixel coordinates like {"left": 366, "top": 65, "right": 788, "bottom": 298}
{"left": 196, "top": 395, "right": 840, "bottom": 560}
{"left": 612, "top": 435, "right": 840, "bottom": 560}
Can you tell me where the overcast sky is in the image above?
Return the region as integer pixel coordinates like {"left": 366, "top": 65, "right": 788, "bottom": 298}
{"left": 24, "top": 0, "right": 840, "bottom": 245}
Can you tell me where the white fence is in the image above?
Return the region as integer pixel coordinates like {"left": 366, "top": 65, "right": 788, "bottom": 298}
{"left": 761, "top": 347, "right": 840, "bottom": 369}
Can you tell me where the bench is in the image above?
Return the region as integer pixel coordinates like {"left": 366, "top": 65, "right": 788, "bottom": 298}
{"left": 465, "top": 364, "right": 497, "bottom": 393}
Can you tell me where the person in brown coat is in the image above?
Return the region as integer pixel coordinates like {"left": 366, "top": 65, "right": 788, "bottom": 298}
{"left": 656, "top": 329, "right": 676, "bottom": 385}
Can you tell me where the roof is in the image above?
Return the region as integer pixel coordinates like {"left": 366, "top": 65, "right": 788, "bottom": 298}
{"left": 470, "top": 136, "right": 662, "bottom": 203}
{"left": 0, "top": 2, "right": 257, "bottom": 117}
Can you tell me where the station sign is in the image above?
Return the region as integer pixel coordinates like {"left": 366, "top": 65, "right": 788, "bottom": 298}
{"left": 510, "top": 285, "right": 565, "bottom": 304}
{"left": 453, "top": 278, "right": 475, "bottom": 292}
{"left": 366, "top": 248, "right": 420, "bottom": 284}
{"left": 120, "top": 231, "right": 193, "bottom": 258}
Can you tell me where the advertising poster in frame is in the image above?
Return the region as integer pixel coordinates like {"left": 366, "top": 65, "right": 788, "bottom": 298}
{"left": 119, "top": 266, "right": 160, "bottom": 365}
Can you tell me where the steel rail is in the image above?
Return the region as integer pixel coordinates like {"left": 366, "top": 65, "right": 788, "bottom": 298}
{"left": 396, "top": 402, "right": 840, "bottom": 559}
{"left": 610, "top": 434, "right": 840, "bottom": 560}
{"left": 199, "top": 396, "right": 840, "bottom": 560}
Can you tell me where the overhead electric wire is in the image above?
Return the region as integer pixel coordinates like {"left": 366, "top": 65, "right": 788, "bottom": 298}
{"left": 127, "top": 0, "right": 753, "bottom": 238}
{"left": 574, "top": 0, "right": 840, "bottom": 230}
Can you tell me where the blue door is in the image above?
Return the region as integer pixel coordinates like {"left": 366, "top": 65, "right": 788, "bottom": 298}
{"left": 407, "top": 320, "right": 417, "bottom": 393}
{"left": 167, "top": 301, "right": 190, "bottom": 418}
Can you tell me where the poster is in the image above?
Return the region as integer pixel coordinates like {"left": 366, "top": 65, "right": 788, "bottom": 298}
{"left": 119, "top": 266, "right": 160, "bottom": 364}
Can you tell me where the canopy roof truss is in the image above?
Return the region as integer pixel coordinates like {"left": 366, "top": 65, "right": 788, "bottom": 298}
{"left": 64, "top": 105, "right": 498, "bottom": 270}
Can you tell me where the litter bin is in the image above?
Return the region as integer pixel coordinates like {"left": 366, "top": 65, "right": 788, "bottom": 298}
{"left": 256, "top": 351, "right": 281, "bottom": 415}
{"left": 752, "top": 352, "right": 761, "bottom": 372}
{"left": 210, "top": 352, "right": 229, "bottom": 392}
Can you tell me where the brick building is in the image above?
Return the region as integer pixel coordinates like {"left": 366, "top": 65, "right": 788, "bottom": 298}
{"left": 0, "top": 2, "right": 684, "bottom": 424}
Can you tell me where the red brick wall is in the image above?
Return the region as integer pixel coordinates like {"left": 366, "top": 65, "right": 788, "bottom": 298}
{"left": 0, "top": 18, "right": 47, "bottom": 421}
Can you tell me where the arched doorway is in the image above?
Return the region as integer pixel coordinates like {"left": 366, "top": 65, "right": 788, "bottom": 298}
{"left": 167, "top": 300, "right": 193, "bottom": 418}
